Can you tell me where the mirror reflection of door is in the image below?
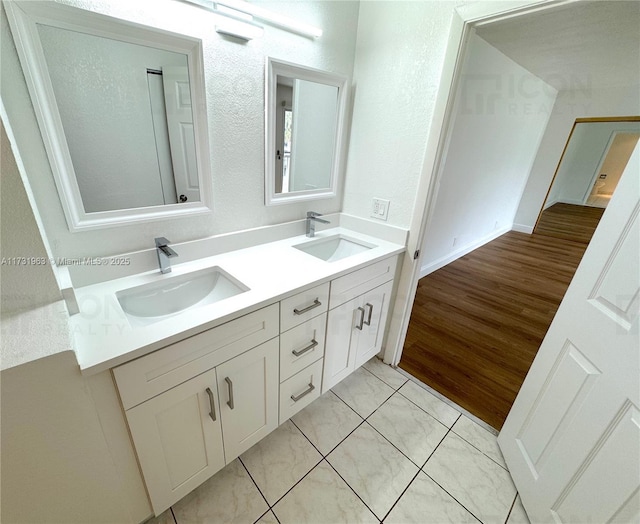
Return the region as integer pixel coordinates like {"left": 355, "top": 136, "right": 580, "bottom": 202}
{"left": 275, "top": 83, "right": 293, "bottom": 193}
{"left": 535, "top": 119, "right": 640, "bottom": 244}
{"left": 162, "top": 66, "right": 199, "bottom": 204}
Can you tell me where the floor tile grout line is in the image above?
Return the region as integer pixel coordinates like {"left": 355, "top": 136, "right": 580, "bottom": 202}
{"left": 395, "top": 385, "right": 460, "bottom": 430}
{"left": 421, "top": 469, "right": 485, "bottom": 524}
{"left": 254, "top": 508, "right": 278, "bottom": 524}
{"left": 379, "top": 464, "right": 424, "bottom": 522}
{"left": 420, "top": 423, "right": 454, "bottom": 470}
{"left": 450, "top": 426, "right": 510, "bottom": 472}
{"left": 238, "top": 456, "right": 274, "bottom": 514}
{"left": 396, "top": 367, "right": 497, "bottom": 433}
{"left": 263, "top": 452, "right": 325, "bottom": 512}
{"left": 504, "top": 492, "right": 519, "bottom": 524}
{"left": 323, "top": 457, "right": 383, "bottom": 523}
{"left": 363, "top": 416, "right": 430, "bottom": 471}
{"left": 289, "top": 395, "right": 368, "bottom": 459}
{"left": 361, "top": 361, "right": 409, "bottom": 391}
{"left": 329, "top": 388, "right": 370, "bottom": 420}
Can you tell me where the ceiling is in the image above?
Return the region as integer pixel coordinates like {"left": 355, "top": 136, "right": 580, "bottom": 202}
{"left": 475, "top": 1, "right": 640, "bottom": 91}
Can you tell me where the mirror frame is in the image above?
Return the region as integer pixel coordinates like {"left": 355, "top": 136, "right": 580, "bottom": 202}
{"left": 265, "top": 57, "right": 348, "bottom": 206}
{"left": 5, "top": 1, "right": 213, "bottom": 231}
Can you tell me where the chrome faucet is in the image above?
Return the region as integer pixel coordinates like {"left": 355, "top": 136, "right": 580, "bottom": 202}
{"left": 306, "top": 211, "right": 330, "bottom": 237}
{"left": 155, "top": 237, "right": 178, "bottom": 274}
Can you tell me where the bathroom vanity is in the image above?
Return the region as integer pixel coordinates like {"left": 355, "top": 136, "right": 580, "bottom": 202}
{"left": 69, "top": 227, "right": 403, "bottom": 514}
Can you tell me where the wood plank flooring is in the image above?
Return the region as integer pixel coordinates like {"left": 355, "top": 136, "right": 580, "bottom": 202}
{"left": 535, "top": 202, "right": 604, "bottom": 243}
{"left": 399, "top": 207, "right": 598, "bottom": 429}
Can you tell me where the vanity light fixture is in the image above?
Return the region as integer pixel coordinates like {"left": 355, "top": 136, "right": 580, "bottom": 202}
{"left": 182, "top": 0, "right": 322, "bottom": 39}
{"left": 214, "top": 5, "right": 264, "bottom": 40}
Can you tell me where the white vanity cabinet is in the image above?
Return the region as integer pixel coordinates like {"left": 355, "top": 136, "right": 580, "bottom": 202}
{"left": 113, "top": 305, "right": 279, "bottom": 514}
{"left": 111, "top": 254, "right": 400, "bottom": 516}
{"left": 322, "top": 256, "right": 397, "bottom": 392}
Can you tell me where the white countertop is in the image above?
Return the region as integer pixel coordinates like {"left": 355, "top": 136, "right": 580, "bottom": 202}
{"left": 72, "top": 227, "right": 405, "bottom": 375}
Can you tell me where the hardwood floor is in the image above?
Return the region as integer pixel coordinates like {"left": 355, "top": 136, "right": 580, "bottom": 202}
{"left": 400, "top": 208, "right": 597, "bottom": 429}
{"left": 535, "top": 202, "right": 604, "bottom": 243}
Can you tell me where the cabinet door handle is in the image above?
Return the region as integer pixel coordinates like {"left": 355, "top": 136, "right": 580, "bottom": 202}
{"left": 293, "top": 298, "right": 322, "bottom": 315}
{"left": 355, "top": 307, "right": 365, "bottom": 330}
{"left": 292, "top": 339, "right": 318, "bottom": 357}
{"left": 291, "top": 382, "right": 315, "bottom": 402}
{"left": 205, "top": 387, "right": 217, "bottom": 422}
{"left": 364, "top": 303, "right": 374, "bottom": 326}
{"left": 225, "top": 377, "right": 234, "bottom": 410}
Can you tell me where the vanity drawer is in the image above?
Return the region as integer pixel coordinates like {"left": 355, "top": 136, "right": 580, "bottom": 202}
{"left": 280, "top": 282, "right": 330, "bottom": 332}
{"left": 279, "top": 358, "right": 323, "bottom": 424}
{"left": 280, "top": 313, "right": 326, "bottom": 382}
{"left": 114, "top": 304, "right": 279, "bottom": 409}
{"left": 329, "top": 256, "right": 397, "bottom": 308}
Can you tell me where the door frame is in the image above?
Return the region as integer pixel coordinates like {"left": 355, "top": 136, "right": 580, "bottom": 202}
{"left": 531, "top": 116, "right": 640, "bottom": 233}
{"left": 383, "top": 0, "right": 582, "bottom": 366}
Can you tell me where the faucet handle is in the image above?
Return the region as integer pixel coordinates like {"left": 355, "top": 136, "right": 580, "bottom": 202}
{"left": 155, "top": 237, "right": 171, "bottom": 247}
{"left": 307, "top": 211, "right": 322, "bottom": 218}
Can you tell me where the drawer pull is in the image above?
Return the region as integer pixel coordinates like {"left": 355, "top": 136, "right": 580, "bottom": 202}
{"left": 205, "top": 387, "right": 217, "bottom": 422}
{"left": 291, "top": 382, "right": 315, "bottom": 402}
{"left": 356, "top": 307, "right": 365, "bottom": 330}
{"left": 364, "top": 303, "right": 374, "bottom": 326}
{"left": 292, "top": 339, "right": 318, "bottom": 357}
{"left": 225, "top": 377, "right": 235, "bottom": 410}
{"left": 293, "top": 298, "right": 322, "bottom": 315}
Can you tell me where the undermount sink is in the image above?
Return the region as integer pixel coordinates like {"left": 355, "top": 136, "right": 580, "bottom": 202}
{"left": 294, "top": 234, "right": 375, "bottom": 262}
{"left": 117, "top": 266, "right": 249, "bottom": 326}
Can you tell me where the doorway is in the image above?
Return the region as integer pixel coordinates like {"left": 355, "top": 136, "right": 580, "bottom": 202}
{"left": 395, "top": 2, "right": 640, "bottom": 430}
{"left": 534, "top": 118, "right": 640, "bottom": 244}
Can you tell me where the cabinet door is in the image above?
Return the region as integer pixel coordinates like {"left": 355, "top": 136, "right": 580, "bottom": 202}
{"left": 216, "top": 338, "right": 279, "bottom": 462}
{"left": 355, "top": 280, "right": 394, "bottom": 368}
{"left": 126, "top": 368, "right": 225, "bottom": 514}
{"left": 322, "top": 295, "right": 360, "bottom": 392}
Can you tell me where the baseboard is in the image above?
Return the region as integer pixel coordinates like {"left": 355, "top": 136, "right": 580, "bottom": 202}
{"left": 512, "top": 223, "right": 534, "bottom": 234}
{"left": 419, "top": 226, "right": 512, "bottom": 278}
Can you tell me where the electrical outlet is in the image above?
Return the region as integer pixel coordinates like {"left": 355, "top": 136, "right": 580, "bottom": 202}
{"left": 371, "top": 198, "right": 390, "bottom": 221}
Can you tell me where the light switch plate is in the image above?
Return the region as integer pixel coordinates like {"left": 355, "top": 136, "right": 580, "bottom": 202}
{"left": 371, "top": 198, "right": 390, "bottom": 221}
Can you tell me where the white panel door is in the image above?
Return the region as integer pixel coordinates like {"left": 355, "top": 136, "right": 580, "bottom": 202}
{"left": 216, "top": 338, "right": 279, "bottom": 462}
{"left": 125, "top": 367, "right": 225, "bottom": 514}
{"left": 498, "top": 144, "right": 640, "bottom": 523}
{"left": 162, "top": 66, "right": 199, "bottom": 203}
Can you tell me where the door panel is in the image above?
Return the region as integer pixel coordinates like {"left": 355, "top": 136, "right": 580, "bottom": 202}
{"left": 216, "top": 338, "right": 278, "bottom": 462}
{"left": 355, "top": 280, "right": 393, "bottom": 368}
{"left": 126, "top": 368, "right": 225, "bottom": 514}
{"left": 498, "top": 144, "right": 640, "bottom": 522}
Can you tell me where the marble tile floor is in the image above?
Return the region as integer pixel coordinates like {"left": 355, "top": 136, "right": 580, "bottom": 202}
{"left": 150, "top": 357, "right": 530, "bottom": 524}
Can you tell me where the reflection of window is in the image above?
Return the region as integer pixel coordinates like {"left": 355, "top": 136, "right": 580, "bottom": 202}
{"left": 282, "top": 109, "right": 293, "bottom": 193}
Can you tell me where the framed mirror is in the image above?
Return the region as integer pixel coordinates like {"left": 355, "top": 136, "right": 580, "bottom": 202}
{"left": 5, "top": 1, "right": 213, "bottom": 231}
{"left": 265, "top": 58, "right": 348, "bottom": 206}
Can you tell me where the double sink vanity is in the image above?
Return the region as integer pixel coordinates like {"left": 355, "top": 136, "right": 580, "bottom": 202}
{"left": 71, "top": 222, "right": 404, "bottom": 515}
{"left": 5, "top": 1, "right": 406, "bottom": 518}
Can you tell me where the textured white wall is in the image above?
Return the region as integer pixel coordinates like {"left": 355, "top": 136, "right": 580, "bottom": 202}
{"left": 419, "top": 32, "right": 556, "bottom": 273}
{"left": 1, "top": 0, "right": 359, "bottom": 259}
{"left": 546, "top": 122, "right": 640, "bottom": 207}
{"left": 342, "top": 0, "right": 454, "bottom": 228}
{"left": 0, "top": 123, "right": 61, "bottom": 314}
{"left": 513, "top": 84, "right": 640, "bottom": 230}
